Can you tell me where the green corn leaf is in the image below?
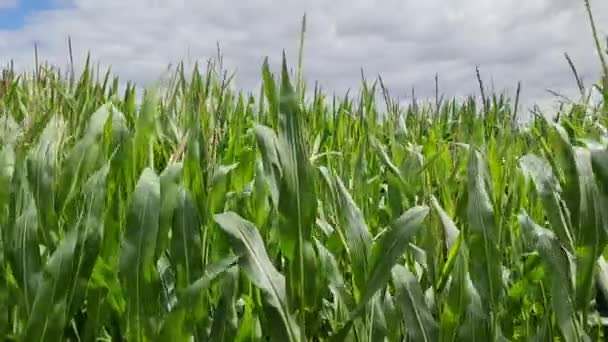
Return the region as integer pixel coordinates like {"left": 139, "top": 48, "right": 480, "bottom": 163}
{"left": 55, "top": 135, "right": 103, "bottom": 214}
{"left": 432, "top": 197, "right": 464, "bottom": 294}
{"left": 214, "top": 211, "right": 302, "bottom": 342}
{"left": 182, "top": 116, "right": 208, "bottom": 225}
{"left": 0, "top": 144, "right": 15, "bottom": 223}
{"left": 173, "top": 255, "right": 239, "bottom": 311}
{"left": 0, "top": 115, "right": 19, "bottom": 146}
{"left": 9, "top": 201, "right": 41, "bottom": 315}
{"left": 84, "top": 103, "right": 117, "bottom": 137}
{"left": 133, "top": 88, "right": 159, "bottom": 169}
{"left": 371, "top": 294, "right": 389, "bottom": 341}
{"left": 22, "top": 229, "right": 78, "bottom": 342}
{"left": 455, "top": 272, "right": 491, "bottom": 341}
{"left": 157, "top": 252, "right": 176, "bottom": 313}
{"left": 87, "top": 257, "right": 126, "bottom": 328}
{"left": 519, "top": 214, "right": 581, "bottom": 342}
{"left": 171, "top": 186, "right": 204, "bottom": 289}
{"left": 65, "top": 163, "right": 110, "bottom": 319}
{"left": 590, "top": 144, "right": 608, "bottom": 193}
{"left": 335, "top": 174, "right": 372, "bottom": 294}
{"left": 274, "top": 54, "right": 318, "bottom": 330}
{"left": 157, "top": 309, "right": 190, "bottom": 342}
{"left": 275, "top": 52, "right": 317, "bottom": 258}
{"left": 55, "top": 104, "right": 113, "bottom": 214}
{"left": 590, "top": 145, "right": 608, "bottom": 270}
{"left": 234, "top": 298, "right": 263, "bottom": 342}
{"left": 519, "top": 154, "right": 575, "bottom": 252}
{"left": 370, "top": 136, "right": 404, "bottom": 184}
{"left": 251, "top": 158, "right": 271, "bottom": 228}
{"left": 392, "top": 264, "right": 439, "bottom": 342}
{"left": 571, "top": 147, "right": 606, "bottom": 312}
{"left": 119, "top": 167, "right": 161, "bottom": 341}
{"left": 157, "top": 162, "right": 183, "bottom": 259}
{"left": 81, "top": 284, "right": 110, "bottom": 342}
{"left": 466, "top": 149, "right": 503, "bottom": 314}
{"left": 253, "top": 124, "right": 281, "bottom": 209}
{"left": 314, "top": 238, "right": 354, "bottom": 311}
{"left": 286, "top": 239, "right": 320, "bottom": 312}
{"left": 26, "top": 116, "right": 65, "bottom": 246}
{"left": 208, "top": 266, "right": 240, "bottom": 342}
{"left": 262, "top": 57, "right": 279, "bottom": 124}
{"left": 386, "top": 174, "right": 405, "bottom": 227}
{"left": 381, "top": 288, "right": 401, "bottom": 342}
{"left": 439, "top": 237, "right": 470, "bottom": 342}
{"left": 159, "top": 256, "right": 239, "bottom": 340}
{"left": 209, "top": 162, "right": 239, "bottom": 214}
{"left": 432, "top": 196, "right": 459, "bottom": 250}
{"left": 353, "top": 206, "right": 429, "bottom": 318}
{"left": 546, "top": 124, "right": 580, "bottom": 234}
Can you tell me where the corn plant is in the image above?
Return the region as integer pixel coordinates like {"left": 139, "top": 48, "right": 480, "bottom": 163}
{"left": 1, "top": 1, "right": 608, "bottom": 341}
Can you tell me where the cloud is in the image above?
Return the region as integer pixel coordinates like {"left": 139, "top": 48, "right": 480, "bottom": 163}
{"left": 0, "top": 0, "right": 607, "bottom": 111}
{"left": 0, "top": 0, "right": 18, "bottom": 9}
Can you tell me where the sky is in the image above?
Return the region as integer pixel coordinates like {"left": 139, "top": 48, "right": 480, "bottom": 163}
{"left": 0, "top": 0, "right": 607, "bottom": 112}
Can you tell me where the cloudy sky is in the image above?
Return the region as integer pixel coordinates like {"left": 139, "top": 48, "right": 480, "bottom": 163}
{"left": 0, "top": 0, "right": 607, "bottom": 111}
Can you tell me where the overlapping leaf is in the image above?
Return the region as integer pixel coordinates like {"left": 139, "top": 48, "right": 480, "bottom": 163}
{"left": 119, "top": 167, "right": 161, "bottom": 341}
{"left": 214, "top": 211, "right": 302, "bottom": 342}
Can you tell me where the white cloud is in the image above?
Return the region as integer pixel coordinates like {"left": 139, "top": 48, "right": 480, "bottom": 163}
{"left": 0, "top": 0, "right": 607, "bottom": 111}
{"left": 0, "top": 0, "right": 18, "bottom": 9}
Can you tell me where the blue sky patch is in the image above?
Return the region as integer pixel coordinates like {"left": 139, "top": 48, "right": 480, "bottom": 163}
{"left": 0, "top": 0, "right": 57, "bottom": 30}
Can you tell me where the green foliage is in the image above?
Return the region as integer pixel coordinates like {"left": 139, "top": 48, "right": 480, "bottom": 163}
{"left": 1, "top": 3, "right": 608, "bottom": 340}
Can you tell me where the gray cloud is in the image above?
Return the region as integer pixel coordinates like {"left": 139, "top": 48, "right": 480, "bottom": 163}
{"left": 0, "top": 0, "right": 17, "bottom": 9}
{"left": 0, "top": 0, "right": 607, "bottom": 111}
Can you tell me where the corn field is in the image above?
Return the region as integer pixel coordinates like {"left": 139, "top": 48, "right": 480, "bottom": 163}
{"left": 2, "top": 2, "right": 608, "bottom": 341}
